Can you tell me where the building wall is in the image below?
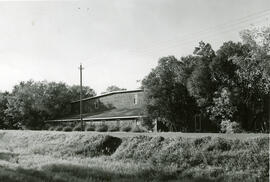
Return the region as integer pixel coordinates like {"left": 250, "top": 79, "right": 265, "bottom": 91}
{"left": 85, "top": 119, "right": 138, "bottom": 127}
{"left": 71, "top": 90, "right": 145, "bottom": 115}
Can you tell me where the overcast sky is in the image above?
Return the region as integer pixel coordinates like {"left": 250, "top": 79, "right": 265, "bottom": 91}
{"left": 0, "top": 0, "right": 269, "bottom": 94}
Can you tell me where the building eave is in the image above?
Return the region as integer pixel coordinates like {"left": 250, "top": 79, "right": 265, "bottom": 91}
{"left": 45, "top": 115, "right": 146, "bottom": 123}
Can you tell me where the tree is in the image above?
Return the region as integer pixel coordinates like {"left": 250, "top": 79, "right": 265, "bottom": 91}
{"left": 5, "top": 80, "right": 96, "bottom": 129}
{"left": 207, "top": 88, "right": 237, "bottom": 129}
{"left": 209, "top": 41, "right": 251, "bottom": 88}
{"left": 102, "top": 85, "right": 126, "bottom": 94}
{"left": 186, "top": 41, "right": 216, "bottom": 107}
{"left": 68, "top": 85, "right": 96, "bottom": 100}
{"left": 231, "top": 27, "right": 270, "bottom": 131}
{"left": 142, "top": 56, "right": 197, "bottom": 131}
{"left": 0, "top": 91, "right": 13, "bottom": 129}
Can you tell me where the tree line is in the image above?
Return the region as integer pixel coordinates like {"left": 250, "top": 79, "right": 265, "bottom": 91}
{"left": 0, "top": 81, "right": 96, "bottom": 129}
{"left": 142, "top": 27, "right": 270, "bottom": 133}
{"left": 0, "top": 26, "right": 269, "bottom": 132}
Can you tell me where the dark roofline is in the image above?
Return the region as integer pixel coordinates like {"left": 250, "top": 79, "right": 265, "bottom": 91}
{"left": 71, "top": 89, "right": 143, "bottom": 103}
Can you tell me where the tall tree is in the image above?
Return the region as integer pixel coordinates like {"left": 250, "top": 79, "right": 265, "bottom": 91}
{"left": 5, "top": 80, "right": 96, "bottom": 129}
{"left": 231, "top": 27, "right": 270, "bottom": 131}
{"left": 186, "top": 41, "right": 216, "bottom": 108}
{"left": 0, "top": 91, "right": 13, "bottom": 129}
{"left": 142, "top": 56, "right": 197, "bottom": 131}
{"left": 68, "top": 85, "right": 96, "bottom": 100}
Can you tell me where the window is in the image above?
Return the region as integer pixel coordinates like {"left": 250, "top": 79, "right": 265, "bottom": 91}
{"left": 134, "top": 94, "right": 138, "bottom": 105}
{"left": 94, "top": 101, "right": 99, "bottom": 109}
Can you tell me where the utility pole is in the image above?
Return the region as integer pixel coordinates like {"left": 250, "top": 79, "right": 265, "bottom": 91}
{"left": 79, "top": 63, "right": 84, "bottom": 131}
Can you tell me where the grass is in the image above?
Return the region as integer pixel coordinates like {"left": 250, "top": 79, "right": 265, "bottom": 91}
{"left": 0, "top": 130, "right": 268, "bottom": 182}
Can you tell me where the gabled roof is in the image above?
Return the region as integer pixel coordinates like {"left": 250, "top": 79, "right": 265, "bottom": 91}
{"left": 71, "top": 89, "right": 143, "bottom": 103}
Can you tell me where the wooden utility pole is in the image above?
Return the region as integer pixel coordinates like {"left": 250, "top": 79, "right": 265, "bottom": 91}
{"left": 79, "top": 63, "right": 84, "bottom": 131}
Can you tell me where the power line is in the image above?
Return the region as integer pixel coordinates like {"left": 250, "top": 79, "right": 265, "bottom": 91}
{"left": 128, "top": 9, "right": 270, "bottom": 56}
{"left": 129, "top": 14, "right": 270, "bottom": 57}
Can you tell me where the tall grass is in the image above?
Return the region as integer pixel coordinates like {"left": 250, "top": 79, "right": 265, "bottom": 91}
{"left": 0, "top": 130, "right": 268, "bottom": 181}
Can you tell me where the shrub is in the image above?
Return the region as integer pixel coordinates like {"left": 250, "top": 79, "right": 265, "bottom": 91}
{"left": 48, "top": 126, "right": 55, "bottom": 131}
{"left": 205, "top": 137, "right": 231, "bottom": 151}
{"left": 55, "top": 126, "right": 63, "bottom": 131}
{"left": 120, "top": 125, "right": 131, "bottom": 132}
{"left": 73, "top": 124, "right": 82, "bottom": 131}
{"left": 108, "top": 125, "right": 120, "bottom": 132}
{"left": 193, "top": 136, "right": 211, "bottom": 147}
{"left": 62, "top": 126, "right": 72, "bottom": 132}
{"left": 85, "top": 124, "right": 95, "bottom": 131}
{"left": 95, "top": 124, "right": 108, "bottom": 132}
{"left": 131, "top": 125, "right": 146, "bottom": 133}
{"left": 221, "top": 120, "right": 242, "bottom": 133}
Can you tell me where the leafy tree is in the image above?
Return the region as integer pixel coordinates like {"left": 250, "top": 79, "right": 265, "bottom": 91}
{"left": 0, "top": 91, "right": 13, "bottom": 129}
{"left": 210, "top": 41, "right": 251, "bottom": 88}
{"left": 5, "top": 80, "right": 96, "bottom": 129}
{"left": 207, "top": 88, "right": 237, "bottom": 128}
{"left": 231, "top": 27, "right": 270, "bottom": 131}
{"left": 142, "top": 56, "right": 197, "bottom": 131}
{"left": 68, "top": 85, "right": 96, "bottom": 100}
{"left": 102, "top": 85, "right": 126, "bottom": 94}
{"left": 186, "top": 41, "right": 216, "bottom": 108}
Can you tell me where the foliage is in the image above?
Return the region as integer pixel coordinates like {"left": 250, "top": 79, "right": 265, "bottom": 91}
{"left": 207, "top": 88, "right": 237, "bottom": 127}
{"left": 55, "top": 126, "right": 63, "bottom": 131}
{"left": 140, "top": 117, "right": 155, "bottom": 131}
{"left": 0, "top": 130, "right": 268, "bottom": 181}
{"left": 2, "top": 80, "right": 95, "bottom": 130}
{"left": 0, "top": 92, "right": 13, "bottom": 129}
{"left": 74, "top": 135, "right": 122, "bottom": 157}
{"left": 142, "top": 56, "right": 197, "bottom": 131}
{"left": 85, "top": 124, "right": 95, "bottom": 131}
{"left": 131, "top": 125, "right": 147, "bottom": 133}
{"left": 68, "top": 85, "right": 96, "bottom": 100}
{"left": 186, "top": 41, "right": 216, "bottom": 107}
{"left": 62, "top": 126, "right": 72, "bottom": 132}
{"left": 48, "top": 126, "right": 55, "bottom": 131}
{"left": 73, "top": 124, "right": 82, "bottom": 131}
{"left": 231, "top": 27, "right": 270, "bottom": 131}
{"left": 101, "top": 85, "right": 126, "bottom": 94}
{"left": 120, "top": 125, "right": 132, "bottom": 132}
{"left": 95, "top": 124, "right": 108, "bottom": 132}
{"left": 142, "top": 26, "right": 269, "bottom": 133}
{"left": 220, "top": 120, "right": 242, "bottom": 133}
{"left": 108, "top": 125, "right": 120, "bottom": 132}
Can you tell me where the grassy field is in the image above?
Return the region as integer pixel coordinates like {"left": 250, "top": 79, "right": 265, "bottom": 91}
{"left": 0, "top": 130, "right": 269, "bottom": 182}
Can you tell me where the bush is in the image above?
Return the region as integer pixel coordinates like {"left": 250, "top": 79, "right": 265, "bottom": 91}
{"left": 48, "top": 126, "right": 55, "bottom": 131}
{"left": 55, "top": 126, "right": 63, "bottom": 131}
{"left": 108, "top": 125, "right": 120, "bottom": 132}
{"left": 131, "top": 125, "right": 146, "bottom": 133}
{"left": 221, "top": 120, "right": 242, "bottom": 133}
{"left": 95, "top": 124, "right": 108, "bottom": 132}
{"left": 73, "top": 124, "right": 82, "bottom": 131}
{"left": 62, "top": 126, "right": 72, "bottom": 132}
{"left": 204, "top": 137, "right": 232, "bottom": 151}
{"left": 85, "top": 124, "right": 95, "bottom": 131}
{"left": 120, "top": 125, "right": 131, "bottom": 132}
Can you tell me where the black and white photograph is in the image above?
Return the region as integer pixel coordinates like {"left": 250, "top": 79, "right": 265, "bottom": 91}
{"left": 0, "top": 0, "right": 269, "bottom": 181}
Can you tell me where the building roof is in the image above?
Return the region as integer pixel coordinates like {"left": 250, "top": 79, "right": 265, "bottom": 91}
{"left": 46, "top": 107, "right": 145, "bottom": 122}
{"left": 71, "top": 89, "right": 143, "bottom": 103}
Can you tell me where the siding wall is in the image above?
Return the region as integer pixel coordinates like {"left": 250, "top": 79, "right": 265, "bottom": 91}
{"left": 71, "top": 91, "right": 145, "bottom": 115}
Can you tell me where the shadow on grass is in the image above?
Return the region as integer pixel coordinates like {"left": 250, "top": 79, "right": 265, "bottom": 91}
{"left": 0, "top": 163, "right": 217, "bottom": 182}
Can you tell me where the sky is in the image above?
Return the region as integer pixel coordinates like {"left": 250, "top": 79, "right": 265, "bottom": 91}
{"left": 0, "top": 0, "right": 269, "bottom": 94}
